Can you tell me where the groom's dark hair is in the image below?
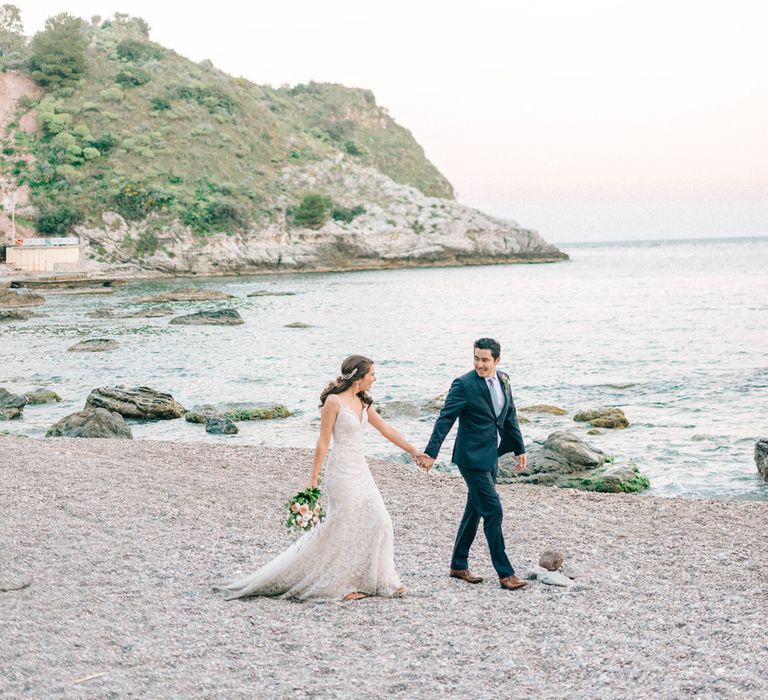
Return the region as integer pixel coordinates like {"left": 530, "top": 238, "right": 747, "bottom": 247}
{"left": 474, "top": 337, "right": 501, "bottom": 359}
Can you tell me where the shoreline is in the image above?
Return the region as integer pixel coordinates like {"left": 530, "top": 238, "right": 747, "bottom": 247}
{"left": 2, "top": 436, "right": 766, "bottom": 696}
{"left": 2, "top": 254, "right": 570, "bottom": 286}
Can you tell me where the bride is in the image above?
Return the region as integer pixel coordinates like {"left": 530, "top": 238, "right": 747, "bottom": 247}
{"left": 216, "top": 355, "right": 422, "bottom": 602}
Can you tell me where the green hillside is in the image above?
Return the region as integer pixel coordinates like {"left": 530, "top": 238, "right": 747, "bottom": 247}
{"left": 1, "top": 13, "right": 454, "bottom": 239}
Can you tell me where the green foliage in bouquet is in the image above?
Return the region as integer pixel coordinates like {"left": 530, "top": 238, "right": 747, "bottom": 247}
{"left": 285, "top": 487, "right": 325, "bottom": 533}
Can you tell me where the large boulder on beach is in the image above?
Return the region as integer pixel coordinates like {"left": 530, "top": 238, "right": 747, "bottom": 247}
{"left": 46, "top": 407, "right": 132, "bottom": 439}
{"left": 68, "top": 338, "right": 120, "bottom": 352}
{"left": 0, "top": 388, "right": 27, "bottom": 420}
{"left": 169, "top": 309, "right": 244, "bottom": 326}
{"left": 86, "top": 386, "right": 187, "bottom": 420}
{"left": 0, "top": 309, "right": 33, "bottom": 322}
{"left": 185, "top": 402, "right": 291, "bottom": 423}
{"left": 24, "top": 388, "right": 62, "bottom": 405}
{"left": 0, "top": 289, "right": 45, "bottom": 307}
{"left": 498, "top": 430, "right": 650, "bottom": 493}
{"left": 573, "top": 407, "right": 629, "bottom": 429}
{"left": 756, "top": 439, "right": 768, "bottom": 480}
{"left": 135, "top": 288, "right": 234, "bottom": 303}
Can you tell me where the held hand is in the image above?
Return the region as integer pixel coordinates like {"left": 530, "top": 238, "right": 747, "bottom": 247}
{"left": 307, "top": 477, "right": 318, "bottom": 490}
{"left": 416, "top": 453, "right": 435, "bottom": 471}
{"left": 515, "top": 454, "right": 528, "bottom": 473}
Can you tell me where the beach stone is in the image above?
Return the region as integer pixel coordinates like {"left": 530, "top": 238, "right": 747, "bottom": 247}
{"left": 169, "top": 309, "right": 244, "bottom": 325}
{"left": 206, "top": 417, "right": 238, "bottom": 434}
{"left": 0, "top": 388, "right": 27, "bottom": 420}
{"left": 247, "top": 289, "right": 296, "bottom": 297}
{"left": 0, "top": 309, "right": 33, "bottom": 322}
{"left": 520, "top": 404, "right": 567, "bottom": 415}
{"left": 135, "top": 287, "right": 235, "bottom": 303}
{"left": 520, "top": 564, "right": 549, "bottom": 580}
{"left": 46, "top": 407, "right": 132, "bottom": 439}
{"left": 24, "top": 388, "right": 62, "bottom": 405}
{"left": 560, "top": 562, "right": 589, "bottom": 579}
{"left": 537, "top": 570, "right": 574, "bottom": 587}
{"left": 574, "top": 407, "right": 629, "bottom": 429}
{"left": 86, "top": 385, "right": 187, "bottom": 420}
{"left": 284, "top": 321, "right": 312, "bottom": 328}
{"left": 0, "top": 289, "right": 45, "bottom": 307}
{"left": 587, "top": 428, "right": 603, "bottom": 435}
{"left": 539, "top": 550, "right": 565, "bottom": 571}
{"left": 68, "top": 338, "right": 120, "bottom": 352}
{"left": 377, "top": 400, "right": 421, "bottom": 418}
{"left": 185, "top": 402, "right": 291, "bottom": 423}
{"left": 755, "top": 438, "right": 768, "bottom": 480}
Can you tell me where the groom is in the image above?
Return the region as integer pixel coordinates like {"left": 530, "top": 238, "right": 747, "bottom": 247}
{"left": 417, "top": 338, "right": 528, "bottom": 591}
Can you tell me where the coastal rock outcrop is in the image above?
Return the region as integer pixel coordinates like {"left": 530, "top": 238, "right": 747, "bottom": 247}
{"left": 86, "top": 386, "right": 187, "bottom": 420}
{"left": 0, "top": 388, "right": 27, "bottom": 420}
{"left": 169, "top": 309, "right": 244, "bottom": 326}
{"left": 185, "top": 402, "right": 291, "bottom": 423}
{"left": 520, "top": 404, "right": 567, "bottom": 415}
{"left": 68, "top": 338, "right": 120, "bottom": 352}
{"left": 135, "top": 288, "right": 235, "bottom": 303}
{"left": 498, "top": 430, "right": 650, "bottom": 493}
{"left": 46, "top": 407, "right": 132, "bottom": 439}
{"left": 573, "top": 407, "right": 629, "bottom": 429}
{"left": 756, "top": 439, "right": 768, "bottom": 480}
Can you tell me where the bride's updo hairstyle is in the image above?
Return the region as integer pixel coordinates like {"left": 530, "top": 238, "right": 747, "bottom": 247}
{"left": 319, "top": 355, "right": 374, "bottom": 408}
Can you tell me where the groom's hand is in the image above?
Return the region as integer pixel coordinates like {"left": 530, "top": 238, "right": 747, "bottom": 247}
{"left": 515, "top": 454, "right": 528, "bottom": 473}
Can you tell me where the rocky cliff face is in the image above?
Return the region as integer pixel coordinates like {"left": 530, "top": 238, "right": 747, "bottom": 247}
{"left": 78, "top": 156, "right": 566, "bottom": 275}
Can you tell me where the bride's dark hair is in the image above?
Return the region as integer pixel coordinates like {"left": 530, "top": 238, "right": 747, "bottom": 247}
{"left": 319, "top": 355, "right": 374, "bottom": 407}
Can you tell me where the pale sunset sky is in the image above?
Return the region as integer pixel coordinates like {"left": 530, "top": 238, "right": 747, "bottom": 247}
{"left": 13, "top": 1, "right": 768, "bottom": 242}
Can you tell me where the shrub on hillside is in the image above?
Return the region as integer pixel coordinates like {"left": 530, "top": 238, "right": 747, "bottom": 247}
{"left": 36, "top": 202, "right": 83, "bottom": 234}
{"left": 291, "top": 194, "right": 330, "bottom": 230}
{"left": 331, "top": 204, "right": 366, "bottom": 223}
{"left": 115, "top": 67, "right": 151, "bottom": 87}
{"left": 116, "top": 39, "right": 163, "bottom": 62}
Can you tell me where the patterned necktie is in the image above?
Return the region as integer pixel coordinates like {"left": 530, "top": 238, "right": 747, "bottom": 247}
{"left": 488, "top": 377, "right": 503, "bottom": 416}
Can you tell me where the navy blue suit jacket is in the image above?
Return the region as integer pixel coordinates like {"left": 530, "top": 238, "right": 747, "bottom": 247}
{"left": 424, "top": 369, "right": 525, "bottom": 471}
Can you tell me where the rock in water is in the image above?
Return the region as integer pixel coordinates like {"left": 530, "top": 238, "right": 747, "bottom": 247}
{"left": 377, "top": 401, "right": 421, "bottom": 418}
{"left": 520, "top": 404, "right": 567, "bottom": 415}
{"left": 284, "top": 321, "right": 312, "bottom": 328}
{"left": 0, "top": 289, "right": 45, "bottom": 307}
{"left": 573, "top": 407, "right": 629, "bottom": 429}
{"left": 134, "top": 288, "right": 235, "bottom": 303}
{"left": 0, "top": 309, "right": 33, "bottom": 322}
{"left": 0, "top": 387, "right": 27, "bottom": 420}
{"left": 46, "top": 408, "right": 132, "bottom": 439}
{"left": 539, "top": 550, "right": 565, "bottom": 571}
{"left": 86, "top": 386, "right": 187, "bottom": 420}
{"left": 206, "top": 417, "right": 238, "bottom": 434}
{"left": 247, "top": 290, "right": 296, "bottom": 297}
{"left": 68, "top": 338, "right": 120, "bottom": 352}
{"left": 169, "top": 309, "right": 244, "bottom": 326}
{"left": 24, "top": 388, "right": 62, "bottom": 405}
{"left": 185, "top": 402, "right": 291, "bottom": 423}
{"left": 756, "top": 438, "right": 768, "bottom": 480}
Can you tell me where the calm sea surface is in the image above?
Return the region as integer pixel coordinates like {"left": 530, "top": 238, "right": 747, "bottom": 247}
{"left": 3, "top": 236, "right": 767, "bottom": 501}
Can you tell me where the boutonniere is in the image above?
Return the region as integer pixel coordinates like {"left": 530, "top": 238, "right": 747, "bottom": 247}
{"left": 501, "top": 373, "right": 511, "bottom": 393}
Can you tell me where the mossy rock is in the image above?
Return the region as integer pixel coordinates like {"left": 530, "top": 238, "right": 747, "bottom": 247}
{"left": 573, "top": 407, "right": 629, "bottom": 429}
{"left": 519, "top": 404, "right": 567, "bottom": 415}
{"left": 560, "top": 463, "right": 650, "bottom": 493}
{"left": 24, "top": 388, "right": 62, "bottom": 405}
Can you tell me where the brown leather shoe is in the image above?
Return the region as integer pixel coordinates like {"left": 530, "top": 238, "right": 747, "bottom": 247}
{"left": 450, "top": 568, "right": 483, "bottom": 584}
{"left": 499, "top": 575, "right": 528, "bottom": 590}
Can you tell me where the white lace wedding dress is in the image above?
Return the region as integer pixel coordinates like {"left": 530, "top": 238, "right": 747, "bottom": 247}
{"left": 216, "top": 399, "right": 403, "bottom": 601}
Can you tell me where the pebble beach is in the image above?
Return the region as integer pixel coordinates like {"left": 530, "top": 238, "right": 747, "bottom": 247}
{"left": 2, "top": 435, "right": 767, "bottom": 698}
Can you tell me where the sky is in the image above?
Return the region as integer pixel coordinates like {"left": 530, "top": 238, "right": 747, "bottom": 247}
{"left": 13, "top": 1, "right": 768, "bottom": 242}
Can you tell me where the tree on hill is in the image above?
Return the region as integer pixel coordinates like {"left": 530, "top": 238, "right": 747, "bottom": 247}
{"left": 0, "top": 4, "right": 25, "bottom": 61}
{"left": 27, "top": 13, "right": 87, "bottom": 89}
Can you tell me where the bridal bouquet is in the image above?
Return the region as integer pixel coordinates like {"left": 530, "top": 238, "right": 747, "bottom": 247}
{"left": 285, "top": 487, "right": 325, "bottom": 533}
